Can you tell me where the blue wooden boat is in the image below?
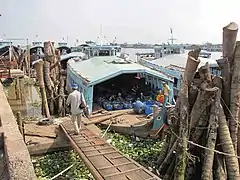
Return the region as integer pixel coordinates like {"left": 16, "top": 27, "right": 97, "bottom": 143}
{"left": 67, "top": 55, "right": 175, "bottom": 114}
{"left": 137, "top": 52, "right": 221, "bottom": 98}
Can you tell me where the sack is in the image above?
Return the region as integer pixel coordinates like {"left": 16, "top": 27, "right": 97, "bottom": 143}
{"left": 83, "top": 105, "right": 90, "bottom": 118}
{"left": 79, "top": 103, "right": 86, "bottom": 109}
{"left": 79, "top": 92, "right": 86, "bottom": 109}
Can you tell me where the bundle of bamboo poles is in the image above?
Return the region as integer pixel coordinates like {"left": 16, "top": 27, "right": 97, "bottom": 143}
{"left": 34, "top": 41, "right": 66, "bottom": 118}
{"left": 157, "top": 22, "right": 240, "bottom": 180}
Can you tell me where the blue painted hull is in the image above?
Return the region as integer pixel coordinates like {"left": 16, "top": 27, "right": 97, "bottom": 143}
{"left": 150, "top": 95, "right": 168, "bottom": 137}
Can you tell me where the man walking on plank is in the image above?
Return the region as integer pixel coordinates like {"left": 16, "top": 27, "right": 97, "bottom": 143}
{"left": 67, "top": 83, "right": 87, "bottom": 135}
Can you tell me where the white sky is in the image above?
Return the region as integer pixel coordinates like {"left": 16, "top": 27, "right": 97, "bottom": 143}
{"left": 1, "top": 0, "right": 240, "bottom": 44}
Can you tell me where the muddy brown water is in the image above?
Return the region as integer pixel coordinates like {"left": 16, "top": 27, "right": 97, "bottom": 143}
{"left": 3, "top": 78, "right": 42, "bottom": 119}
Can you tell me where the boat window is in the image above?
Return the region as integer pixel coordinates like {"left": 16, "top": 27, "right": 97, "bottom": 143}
{"left": 99, "top": 50, "right": 110, "bottom": 56}
{"left": 174, "top": 78, "right": 178, "bottom": 88}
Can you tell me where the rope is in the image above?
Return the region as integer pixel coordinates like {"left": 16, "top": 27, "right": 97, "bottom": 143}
{"left": 49, "top": 163, "right": 74, "bottom": 180}
{"left": 101, "top": 121, "right": 113, "bottom": 138}
{"left": 168, "top": 96, "right": 240, "bottom": 158}
{"left": 170, "top": 128, "right": 240, "bottom": 159}
{"left": 220, "top": 97, "right": 237, "bottom": 123}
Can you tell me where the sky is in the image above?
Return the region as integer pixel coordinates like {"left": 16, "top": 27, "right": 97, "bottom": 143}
{"left": 1, "top": 0, "right": 240, "bottom": 45}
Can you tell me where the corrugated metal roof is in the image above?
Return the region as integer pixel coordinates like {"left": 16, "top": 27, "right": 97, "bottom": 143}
{"left": 152, "top": 52, "right": 220, "bottom": 69}
{"left": 68, "top": 56, "right": 173, "bottom": 85}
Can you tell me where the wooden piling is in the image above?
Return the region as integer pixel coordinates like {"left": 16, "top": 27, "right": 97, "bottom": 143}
{"left": 16, "top": 111, "right": 24, "bottom": 141}
{"left": 153, "top": 105, "right": 158, "bottom": 118}
{"left": 15, "top": 77, "right": 21, "bottom": 100}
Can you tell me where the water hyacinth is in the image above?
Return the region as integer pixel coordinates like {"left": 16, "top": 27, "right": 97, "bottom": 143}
{"left": 107, "top": 132, "right": 163, "bottom": 168}
{"left": 32, "top": 132, "right": 163, "bottom": 179}
{"left": 32, "top": 150, "right": 94, "bottom": 180}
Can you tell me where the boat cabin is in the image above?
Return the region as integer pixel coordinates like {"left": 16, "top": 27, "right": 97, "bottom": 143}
{"left": 56, "top": 42, "right": 71, "bottom": 55}
{"left": 67, "top": 56, "right": 174, "bottom": 114}
{"left": 32, "top": 41, "right": 43, "bottom": 47}
{"left": 79, "top": 41, "right": 121, "bottom": 59}
{"left": 154, "top": 44, "right": 185, "bottom": 59}
{"left": 0, "top": 40, "right": 11, "bottom": 49}
{"left": 199, "top": 51, "right": 211, "bottom": 58}
{"left": 136, "top": 53, "right": 156, "bottom": 61}
{"left": 30, "top": 42, "right": 44, "bottom": 64}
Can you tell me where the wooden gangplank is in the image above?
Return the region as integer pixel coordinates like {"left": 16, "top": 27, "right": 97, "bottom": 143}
{"left": 60, "top": 120, "right": 161, "bottom": 180}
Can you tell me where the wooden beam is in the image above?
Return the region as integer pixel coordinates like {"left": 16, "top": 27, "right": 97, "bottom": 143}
{"left": 86, "top": 151, "right": 117, "bottom": 158}
{"left": 104, "top": 167, "right": 142, "bottom": 178}
{"left": 98, "top": 162, "right": 133, "bottom": 171}
{"left": 28, "top": 140, "right": 71, "bottom": 156}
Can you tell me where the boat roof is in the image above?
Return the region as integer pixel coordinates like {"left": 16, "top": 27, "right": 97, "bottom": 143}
{"left": 80, "top": 44, "right": 121, "bottom": 49}
{"left": 60, "top": 52, "right": 86, "bottom": 61}
{"left": 152, "top": 52, "right": 220, "bottom": 69}
{"left": 68, "top": 56, "right": 174, "bottom": 86}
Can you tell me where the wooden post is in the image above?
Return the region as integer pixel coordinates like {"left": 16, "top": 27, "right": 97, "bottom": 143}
{"left": 35, "top": 59, "right": 51, "bottom": 118}
{"left": 230, "top": 41, "right": 240, "bottom": 153}
{"left": 222, "top": 22, "right": 238, "bottom": 66}
{"left": 153, "top": 105, "right": 158, "bottom": 118}
{"left": 185, "top": 48, "right": 201, "bottom": 85}
{"left": 16, "top": 111, "right": 23, "bottom": 135}
{"left": 15, "top": 77, "right": 21, "bottom": 100}
{"left": 27, "top": 40, "right": 31, "bottom": 78}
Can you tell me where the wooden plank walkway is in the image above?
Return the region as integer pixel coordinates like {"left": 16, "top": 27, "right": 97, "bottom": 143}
{"left": 60, "top": 120, "right": 161, "bottom": 180}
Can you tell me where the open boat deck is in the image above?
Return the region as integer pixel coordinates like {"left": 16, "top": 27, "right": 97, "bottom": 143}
{"left": 60, "top": 119, "right": 160, "bottom": 180}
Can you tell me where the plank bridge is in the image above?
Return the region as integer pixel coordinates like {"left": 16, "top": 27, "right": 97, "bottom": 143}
{"left": 60, "top": 120, "right": 161, "bottom": 180}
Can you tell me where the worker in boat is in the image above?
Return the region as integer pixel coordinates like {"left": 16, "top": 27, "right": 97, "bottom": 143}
{"left": 116, "top": 92, "right": 124, "bottom": 102}
{"left": 140, "top": 92, "right": 144, "bottom": 101}
{"left": 131, "top": 84, "right": 139, "bottom": 93}
{"left": 109, "top": 94, "right": 116, "bottom": 102}
{"left": 162, "top": 82, "right": 170, "bottom": 104}
{"left": 66, "top": 83, "right": 86, "bottom": 135}
{"left": 156, "top": 90, "right": 164, "bottom": 104}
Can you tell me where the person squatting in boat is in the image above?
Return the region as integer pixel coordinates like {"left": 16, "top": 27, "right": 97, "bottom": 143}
{"left": 156, "top": 82, "right": 170, "bottom": 104}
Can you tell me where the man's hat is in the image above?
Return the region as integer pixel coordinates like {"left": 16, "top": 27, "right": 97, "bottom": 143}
{"left": 71, "top": 83, "right": 78, "bottom": 89}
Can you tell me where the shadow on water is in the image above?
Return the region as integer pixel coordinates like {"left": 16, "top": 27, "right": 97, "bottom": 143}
{"left": 3, "top": 77, "right": 42, "bottom": 119}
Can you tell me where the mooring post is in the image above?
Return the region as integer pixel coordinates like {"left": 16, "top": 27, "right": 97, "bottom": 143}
{"left": 153, "top": 104, "right": 158, "bottom": 118}
{"left": 15, "top": 77, "right": 21, "bottom": 100}
{"left": 16, "top": 111, "right": 24, "bottom": 139}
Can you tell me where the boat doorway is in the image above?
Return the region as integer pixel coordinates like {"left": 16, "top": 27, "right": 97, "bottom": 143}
{"left": 92, "top": 73, "right": 154, "bottom": 112}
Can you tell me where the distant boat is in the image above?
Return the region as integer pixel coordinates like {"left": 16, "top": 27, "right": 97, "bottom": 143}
{"left": 154, "top": 43, "right": 185, "bottom": 59}
{"left": 31, "top": 41, "right": 43, "bottom": 48}
{"left": 78, "top": 41, "right": 124, "bottom": 59}
{"left": 0, "top": 39, "right": 11, "bottom": 49}
{"left": 199, "top": 51, "right": 211, "bottom": 58}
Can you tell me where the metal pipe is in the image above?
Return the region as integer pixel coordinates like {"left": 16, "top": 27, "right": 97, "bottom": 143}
{"left": 59, "top": 124, "right": 104, "bottom": 180}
